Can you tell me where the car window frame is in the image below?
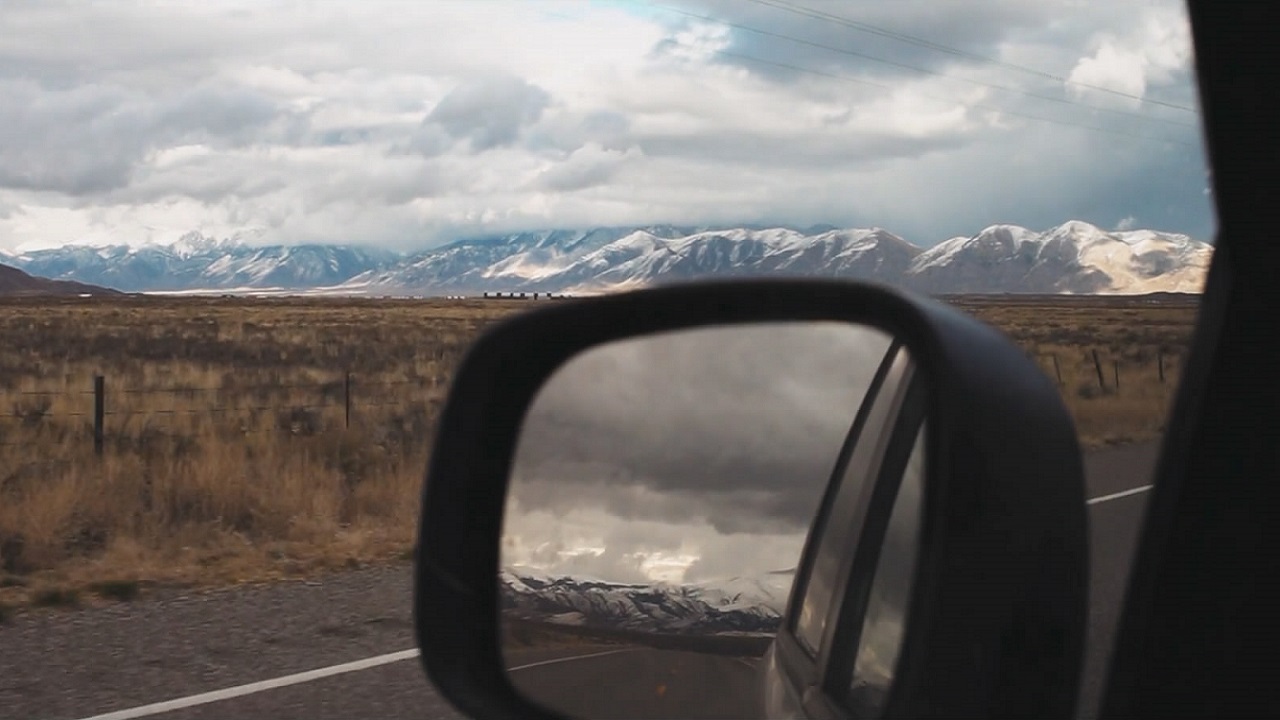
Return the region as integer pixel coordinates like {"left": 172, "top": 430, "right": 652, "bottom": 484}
{"left": 794, "top": 345, "right": 918, "bottom": 655}
{"left": 772, "top": 341, "right": 919, "bottom": 717}
{"left": 826, "top": 383, "right": 929, "bottom": 715}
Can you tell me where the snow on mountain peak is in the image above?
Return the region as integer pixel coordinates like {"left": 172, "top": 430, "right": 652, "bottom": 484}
{"left": 1053, "top": 219, "right": 1106, "bottom": 235}
{"left": 612, "top": 230, "right": 666, "bottom": 251}
{"left": 913, "top": 225, "right": 1031, "bottom": 267}
{"left": 1042, "top": 220, "right": 1113, "bottom": 248}
{"left": 168, "top": 231, "right": 239, "bottom": 258}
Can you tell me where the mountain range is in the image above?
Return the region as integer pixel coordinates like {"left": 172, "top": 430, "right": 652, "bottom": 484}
{"left": 499, "top": 569, "right": 791, "bottom": 636}
{"left": 2, "top": 221, "right": 1212, "bottom": 296}
{"left": 1, "top": 232, "right": 399, "bottom": 294}
{"left": 0, "top": 262, "right": 120, "bottom": 297}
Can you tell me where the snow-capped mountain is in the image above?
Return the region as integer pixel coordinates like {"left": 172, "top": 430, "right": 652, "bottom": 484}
{"left": 339, "top": 226, "right": 716, "bottom": 294}
{"left": 4, "top": 221, "right": 1211, "bottom": 295}
{"left": 8, "top": 231, "right": 399, "bottom": 292}
{"left": 353, "top": 221, "right": 1209, "bottom": 296}
{"left": 903, "top": 221, "right": 1213, "bottom": 294}
{"left": 500, "top": 569, "right": 792, "bottom": 636}
{"left": 350, "top": 226, "right": 921, "bottom": 295}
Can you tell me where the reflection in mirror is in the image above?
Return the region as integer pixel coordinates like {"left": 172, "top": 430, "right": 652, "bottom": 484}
{"left": 792, "top": 346, "right": 915, "bottom": 657}
{"left": 847, "top": 421, "right": 925, "bottom": 716}
{"left": 498, "top": 322, "right": 894, "bottom": 719}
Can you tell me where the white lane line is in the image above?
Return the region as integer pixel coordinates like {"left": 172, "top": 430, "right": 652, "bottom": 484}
{"left": 1087, "top": 484, "right": 1154, "bottom": 505}
{"left": 75, "top": 646, "right": 635, "bottom": 720}
{"left": 507, "top": 647, "right": 634, "bottom": 672}
{"left": 74, "top": 482, "right": 1154, "bottom": 720}
{"left": 75, "top": 649, "right": 421, "bottom": 720}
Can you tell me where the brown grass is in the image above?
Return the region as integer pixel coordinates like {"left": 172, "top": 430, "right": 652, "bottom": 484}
{"left": 950, "top": 295, "right": 1199, "bottom": 446}
{"left": 0, "top": 296, "right": 518, "bottom": 613}
{"left": 0, "top": 293, "right": 1199, "bottom": 615}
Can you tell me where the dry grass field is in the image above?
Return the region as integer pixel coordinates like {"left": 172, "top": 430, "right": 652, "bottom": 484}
{"left": 948, "top": 294, "right": 1199, "bottom": 446}
{"left": 0, "top": 293, "right": 1199, "bottom": 617}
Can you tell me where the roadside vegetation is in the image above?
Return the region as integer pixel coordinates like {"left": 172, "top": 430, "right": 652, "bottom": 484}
{"left": 0, "top": 294, "right": 1197, "bottom": 614}
{"left": 950, "top": 295, "right": 1197, "bottom": 446}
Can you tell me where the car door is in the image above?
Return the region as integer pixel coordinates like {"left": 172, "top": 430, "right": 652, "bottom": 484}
{"left": 763, "top": 339, "right": 929, "bottom": 718}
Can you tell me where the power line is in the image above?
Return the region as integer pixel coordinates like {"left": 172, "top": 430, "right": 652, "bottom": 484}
{"left": 710, "top": 48, "right": 1194, "bottom": 147}
{"left": 747, "top": 0, "right": 1198, "bottom": 114}
{"left": 650, "top": 2, "right": 1196, "bottom": 130}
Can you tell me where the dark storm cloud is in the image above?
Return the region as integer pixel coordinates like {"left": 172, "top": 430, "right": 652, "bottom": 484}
{"left": 420, "top": 76, "right": 552, "bottom": 152}
{"left": 508, "top": 322, "right": 896, "bottom": 536}
{"left": 0, "top": 79, "right": 281, "bottom": 195}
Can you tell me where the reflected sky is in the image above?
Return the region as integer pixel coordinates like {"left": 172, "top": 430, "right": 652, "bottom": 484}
{"left": 502, "top": 321, "right": 894, "bottom": 587}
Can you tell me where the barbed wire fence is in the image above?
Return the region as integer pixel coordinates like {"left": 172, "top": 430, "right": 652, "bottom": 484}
{"left": 0, "top": 372, "right": 449, "bottom": 451}
{"left": 1026, "top": 347, "right": 1183, "bottom": 394}
{"left": 2, "top": 345, "right": 1187, "bottom": 453}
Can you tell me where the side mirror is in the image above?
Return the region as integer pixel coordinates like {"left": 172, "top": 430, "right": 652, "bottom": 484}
{"left": 413, "top": 280, "right": 1088, "bottom": 720}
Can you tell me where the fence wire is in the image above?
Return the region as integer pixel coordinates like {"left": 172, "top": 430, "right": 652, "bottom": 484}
{"left": 1, "top": 372, "right": 445, "bottom": 456}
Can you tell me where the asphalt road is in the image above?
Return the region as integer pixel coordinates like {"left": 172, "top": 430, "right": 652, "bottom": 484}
{"left": 0, "top": 443, "right": 1157, "bottom": 720}
{"left": 508, "top": 647, "right": 760, "bottom": 719}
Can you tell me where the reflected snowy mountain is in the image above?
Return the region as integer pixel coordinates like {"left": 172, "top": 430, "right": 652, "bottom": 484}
{"left": 500, "top": 569, "right": 794, "bottom": 636}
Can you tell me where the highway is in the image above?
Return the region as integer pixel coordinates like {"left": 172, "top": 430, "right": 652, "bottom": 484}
{"left": 0, "top": 443, "right": 1157, "bottom": 720}
{"left": 507, "top": 646, "right": 760, "bottom": 719}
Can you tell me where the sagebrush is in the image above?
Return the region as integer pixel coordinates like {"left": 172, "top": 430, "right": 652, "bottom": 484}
{"left": 0, "top": 294, "right": 1198, "bottom": 612}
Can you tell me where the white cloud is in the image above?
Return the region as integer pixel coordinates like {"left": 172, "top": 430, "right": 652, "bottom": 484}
{"left": 1067, "top": 5, "right": 1194, "bottom": 107}
{"left": 1069, "top": 43, "right": 1150, "bottom": 103}
{"left": 0, "top": 0, "right": 1213, "bottom": 252}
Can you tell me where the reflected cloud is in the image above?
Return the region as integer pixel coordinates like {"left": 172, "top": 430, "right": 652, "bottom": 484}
{"left": 502, "top": 321, "right": 893, "bottom": 587}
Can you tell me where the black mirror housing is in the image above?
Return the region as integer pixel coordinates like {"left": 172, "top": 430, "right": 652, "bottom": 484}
{"left": 413, "top": 279, "right": 1088, "bottom": 720}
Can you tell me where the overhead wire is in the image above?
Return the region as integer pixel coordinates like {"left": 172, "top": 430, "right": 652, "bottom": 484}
{"left": 510, "top": 2, "right": 1201, "bottom": 147}
{"left": 710, "top": 49, "right": 1194, "bottom": 147}
{"left": 649, "top": 2, "right": 1197, "bottom": 131}
{"left": 746, "top": 0, "right": 1198, "bottom": 114}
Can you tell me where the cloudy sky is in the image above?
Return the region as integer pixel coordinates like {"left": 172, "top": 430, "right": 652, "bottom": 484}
{"left": 502, "top": 321, "right": 895, "bottom": 586}
{"left": 0, "top": 0, "right": 1214, "bottom": 253}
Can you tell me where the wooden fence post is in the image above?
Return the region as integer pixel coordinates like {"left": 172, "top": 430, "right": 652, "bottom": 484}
{"left": 1091, "top": 349, "right": 1106, "bottom": 391}
{"left": 1113, "top": 360, "right": 1120, "bottom": 393}
{"left": 1158, "top": 351, "right": 1166, "bottom": 383}
{"left": 93, "top": 375, "right": 105, "bottom": 456}
{"left": 344, "top": 371, "right": 352, "bottom": 429}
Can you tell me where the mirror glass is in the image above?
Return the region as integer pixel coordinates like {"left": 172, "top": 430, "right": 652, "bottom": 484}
{"left": 499, "top": 321, "right": 916, "bottom": 719}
